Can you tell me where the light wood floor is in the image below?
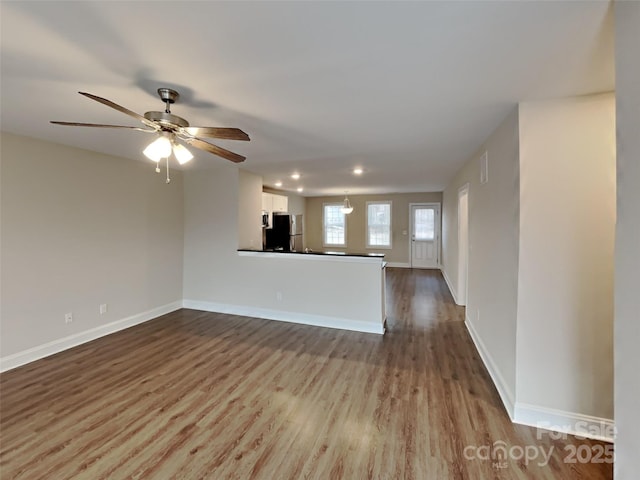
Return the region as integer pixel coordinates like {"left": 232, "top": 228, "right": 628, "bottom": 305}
{"left": 0, "top": 268, "right": 612, "bottom": 479}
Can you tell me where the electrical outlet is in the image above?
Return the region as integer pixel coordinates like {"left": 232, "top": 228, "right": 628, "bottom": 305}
{"left": 65, "top": 312, "right": 73, "bottom": 324}
{"left": 276, "top": 291, "right": 283, "bottom": 301}
{"left": 99, "top": 304, "right": 108, "bottom": 315}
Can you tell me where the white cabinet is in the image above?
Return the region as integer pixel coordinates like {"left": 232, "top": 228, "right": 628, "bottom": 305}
{"left": 262, "top": 193, "right": 288, "bottom": 213}
{"left": 272, "top": 194, "right": 288, "bottom": 213}
{"left": 262, "top": 193, "right": 272, "bottom": 212}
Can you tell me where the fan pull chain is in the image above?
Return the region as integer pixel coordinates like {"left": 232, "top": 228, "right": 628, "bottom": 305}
{"left": 155, "top": 162, "right": 160, "bottom": 173}
{"left": 165, "top": 156, "right": 171, "bottom": 184}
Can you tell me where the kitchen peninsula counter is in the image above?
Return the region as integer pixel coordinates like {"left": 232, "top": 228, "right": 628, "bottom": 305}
{"left": 233, "top": 248, "right": 387, "bottom": 334}
{"left": 237, "top": 249, "right": 385, "bottom": 263}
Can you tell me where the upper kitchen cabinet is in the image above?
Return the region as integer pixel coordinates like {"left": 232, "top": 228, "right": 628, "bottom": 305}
{"left": 272, "top": 194, "right": 288, "bottom": 213}
{"left": 262, "top": 192, "right": 288, "bottom": 213}
{"left": 262, "top": 192, "right": 271, "bottom": 212}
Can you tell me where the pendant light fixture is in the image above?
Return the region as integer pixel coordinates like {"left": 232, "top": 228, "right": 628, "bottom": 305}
{"left": 341, "top": 191, "right": 354, "bottom": 215}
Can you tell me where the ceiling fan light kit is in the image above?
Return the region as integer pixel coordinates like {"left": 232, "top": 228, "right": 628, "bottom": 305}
{"left": 142, "top": 132, "right": 193, "bottom": 165}
{"left": 51, "top": 87, "right": 250, "bottom": 183}
{"left": 172, "top": 143, "right": 194, "bottom": 165}
{"left": 143, "top": 134, "right": 172, "bottom": 162}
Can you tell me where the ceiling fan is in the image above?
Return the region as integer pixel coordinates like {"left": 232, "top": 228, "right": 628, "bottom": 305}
{"left": 51, "top": 88, "right": 250, "bottom": 170}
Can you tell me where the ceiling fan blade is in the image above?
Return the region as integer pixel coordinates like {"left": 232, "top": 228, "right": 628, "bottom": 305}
{"left": 184, "top": 137, "right": 246, "bottom": 163}
{"left": 50, "top": 121, "right": 155, "bottom": 132}
{"left": 183, "top": 127, "right": 250, "bottom": 141}
{"left": 78, "top": 92, "right": 157, "bottom": 128}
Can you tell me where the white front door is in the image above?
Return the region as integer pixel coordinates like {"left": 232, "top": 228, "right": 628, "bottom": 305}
{"left": 410, "top": 204, "right": 440, "bottom": 268}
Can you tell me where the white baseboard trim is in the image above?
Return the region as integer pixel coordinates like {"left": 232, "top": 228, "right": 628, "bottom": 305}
{"left": 386, "top": 262, "right": 411, "bottom": 268}
{"left": 441, "top": 268, "right": 459, "bottom": 305}
{"left": 464, "top": 317, "right": 614, "bottom": 442}
{"left": 183, "top": 300, "right": 385, "bottom": 335}
{"left": 514, "top": 403, "right": 615, "bottom": 443}
{"left": 0, "top": 301, "right": 183, "bottom": 372}
{"left": 464, "top": 317, "right": 515, "bottom": 419}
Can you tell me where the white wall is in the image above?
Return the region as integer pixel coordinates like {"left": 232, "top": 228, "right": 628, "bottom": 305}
{"left": 442, "top": 108, "right": 520, "bottom": 416}
{"left": 238, "top": 169, "right": 263, "bottom": 250}
{"left": 285, "top": 192, "right": 305, "bottom": 218}
{"left": 443, "top": 95, "right": 616, "bottom": 436}
{"left": 614, "top": 2, "right": 640, "bottom": 478}
{"left": 516, "top": 94, "right": 615, "bottom": 423}
{"left": 183, "top": 166, "right": 384, "bottom": 333}
{"left": 1, "top": 133, "right": 184, "bottom": 367}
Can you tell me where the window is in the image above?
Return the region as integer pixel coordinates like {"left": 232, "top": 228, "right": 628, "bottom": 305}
{"left": 366, "top": 201, "right": 392, "bottom": 248}
{"left": 323, "top": 203, "right": 346, "bottom": 246}
{"left": 414, "top": 207, "right": 435, "bottom": 240}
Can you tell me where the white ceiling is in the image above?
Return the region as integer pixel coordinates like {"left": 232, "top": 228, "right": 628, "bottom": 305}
{"left": 1, "top": 1, "right": 613, "bottom": 196}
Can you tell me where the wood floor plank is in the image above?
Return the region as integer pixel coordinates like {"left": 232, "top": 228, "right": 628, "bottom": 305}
{"left": 0, "top": 268, "right": 612, "bottom": 479}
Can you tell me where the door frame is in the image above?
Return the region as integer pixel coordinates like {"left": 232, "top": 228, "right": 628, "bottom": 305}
{"left": 408, "top": 202, "right": 441, "bottom": 268}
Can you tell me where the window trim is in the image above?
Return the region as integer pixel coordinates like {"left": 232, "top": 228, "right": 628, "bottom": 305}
{"left": 366, "top": 200, "right": 393, "bottom": 249}
{"left": 322, "top": 202, "right": 347, "bottom": 247}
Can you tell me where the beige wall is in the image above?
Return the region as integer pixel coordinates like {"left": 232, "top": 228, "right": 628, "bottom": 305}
{"left": 442, "top": 108, "right": 520, "bottom": 415}
{"left": 1, "top": 132, "right": 184, "bottom": 362}
{"left": 614, "top": 2, "right": 640, "bottom": 478}
{"left": 516, "top": 94, "right": 615, "bottom": 421}
{"left": 305, "top": 192, "right": 442, "bottom": 265}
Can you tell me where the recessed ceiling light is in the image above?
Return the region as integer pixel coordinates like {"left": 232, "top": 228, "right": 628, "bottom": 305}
{"left": 353, "top": 167, "right": 363, "bottom": 175}
{"left": 275, "top": 181, "right": 282, "bottom": 187}
{"left": 291, "top": 173, "right": 301, "bottom": 180}
{"left": 297, "top": 187, "right": 303, "bottom": 193}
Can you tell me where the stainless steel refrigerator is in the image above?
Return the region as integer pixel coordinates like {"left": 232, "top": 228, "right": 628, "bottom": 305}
{"left": 268, "top": 213, "right": 303, "bottom": 251}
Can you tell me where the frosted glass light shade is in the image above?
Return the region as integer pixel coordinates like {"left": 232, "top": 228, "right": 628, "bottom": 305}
{"left": 173, "top": 143, "right": 194, "bottom": 164}
{"left": 143, "top": 136, "right": 172, "bottom": 162}
{"left": 341, "top": 197, "right": 354, "bottom": 214}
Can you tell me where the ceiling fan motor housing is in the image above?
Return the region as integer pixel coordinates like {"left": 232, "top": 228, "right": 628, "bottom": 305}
{"left": 147, "top": 88, "right": 189, "bottom": 129}
{"left": 144, "top": 111, "right": 190, "bottom": 129}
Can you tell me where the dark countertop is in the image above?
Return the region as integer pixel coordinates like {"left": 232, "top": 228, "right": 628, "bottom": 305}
{"left": 237, "top": 249, "right": 385, "bottom": 259}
